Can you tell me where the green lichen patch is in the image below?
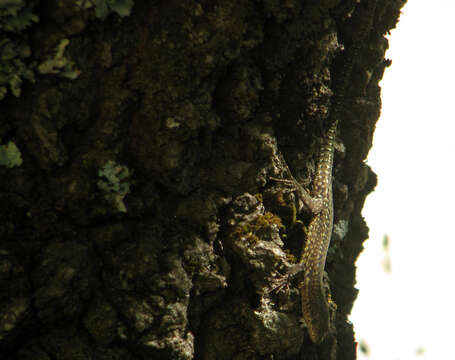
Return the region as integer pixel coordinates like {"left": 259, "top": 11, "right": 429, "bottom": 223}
{"left": 76, "top": 0, "right": 134, "bottom": 20}
{"left": 37, "top": 39, "right": 80, "bottom": 80}
{"left": 0, "top": 0, "right": 39, "bottom": 33}
{"left": 0, "top": 39, "right": 35, "bottom": 99}
{"left": 97, "top": 160, "right": 132, "bottom": 213}
{"left": 0, "top": 0, "right": 38, "bottom": 100}
{"left": 230, "top": 211, "right": 283, "bottom": 246}
{"left": 0, "top": 141, "right": 23, "bottom": 168}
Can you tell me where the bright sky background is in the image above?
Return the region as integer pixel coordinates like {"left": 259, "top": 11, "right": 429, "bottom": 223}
{"left": 350, "top": 1, "right": 455, "bottom": 359}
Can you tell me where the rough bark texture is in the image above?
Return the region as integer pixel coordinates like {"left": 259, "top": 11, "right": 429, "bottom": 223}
{"left": 0, "top": 0, "right": 406, "bottom": 359}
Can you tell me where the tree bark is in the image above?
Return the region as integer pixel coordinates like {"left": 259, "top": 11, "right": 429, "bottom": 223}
{"left": 0, "top": 0, "right": 406, "bottom": 359}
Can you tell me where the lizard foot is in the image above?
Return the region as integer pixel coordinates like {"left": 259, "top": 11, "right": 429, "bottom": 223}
{"left": 271, "top": 272, "right": 292, "bottom": 293}
{"left": 270, "top": 262, "right": 305, "bottom": 293}
{"left": 270, "top": 176, "right": 299, "bottom": 189}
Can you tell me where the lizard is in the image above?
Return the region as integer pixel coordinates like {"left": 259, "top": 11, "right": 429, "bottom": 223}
{"left": 271, "top": 0, "right": 378, "bottom": 344}
{"left": 272, "top": 116, "right": 337, "bottom": 344}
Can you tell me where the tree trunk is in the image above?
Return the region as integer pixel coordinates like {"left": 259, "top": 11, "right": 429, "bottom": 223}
{"left": 0, "top": 1, "right": 406, "bottom": 359}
